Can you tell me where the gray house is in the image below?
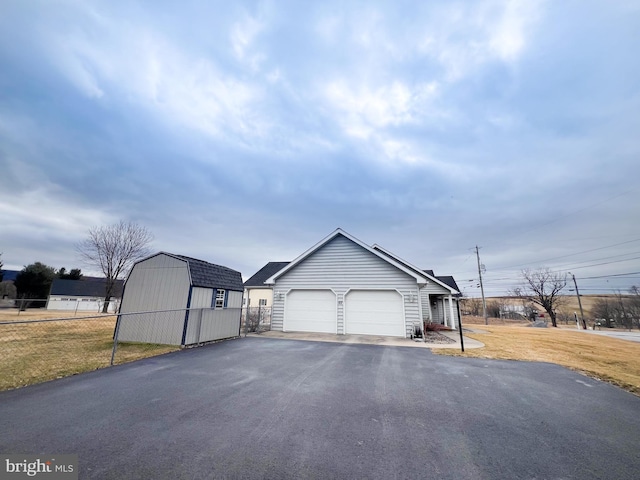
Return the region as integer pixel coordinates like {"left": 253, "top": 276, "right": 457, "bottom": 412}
{"left": 265, "top": 229, "right": 460, "bottom": 338}
{"left": 116, "top": 252, "right": 244, "bottom": 346}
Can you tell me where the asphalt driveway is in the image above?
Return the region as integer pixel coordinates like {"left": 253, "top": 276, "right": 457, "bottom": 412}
{"left": 1, "top": 337, "right": 639, "bottom": 479}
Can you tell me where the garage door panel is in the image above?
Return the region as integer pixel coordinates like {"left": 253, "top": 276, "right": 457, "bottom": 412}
{"left": 345, "top": 290, "right": 405, "bottom": 337}
{"left": 285, "top": 290, "right": 336, "bottom": 333}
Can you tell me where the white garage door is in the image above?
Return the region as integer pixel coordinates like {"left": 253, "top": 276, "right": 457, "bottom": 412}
{"left": 345, "top": 290, "right": 405, "bottom": 337}
{"left": 284, "top": 290, "right": 336, "bottom": 333}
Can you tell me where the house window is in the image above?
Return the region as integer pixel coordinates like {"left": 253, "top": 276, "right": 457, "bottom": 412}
{"left": 259, "top": 299, "right": 267, "bottom": 306}
{"left": 215, "top": 289, "right": 226, "bottom": 309}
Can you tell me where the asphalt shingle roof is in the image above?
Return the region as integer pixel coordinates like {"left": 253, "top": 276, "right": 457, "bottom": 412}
{"left": 244, "top": 262, "right": 290, "bottom": 287}
{"left": 50, "top": 278, "right": 124, "bottom": 297}
{"left": 174, "top": 255, "right": 243, "bottom": 291}
{"left": 435, "top": 275, "right": 461, "bottom": 295}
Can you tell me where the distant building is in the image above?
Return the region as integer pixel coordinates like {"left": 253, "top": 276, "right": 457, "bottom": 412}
{"left": 46, "top": 278, "right": 123, "bottom": 313}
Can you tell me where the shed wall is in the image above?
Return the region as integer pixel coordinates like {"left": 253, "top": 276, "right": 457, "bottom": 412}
{"left": 227, "top": 290, "right": 243, "bottom": 309}
{"left": 117, "top": 254, "right": 191, "bottom": 345}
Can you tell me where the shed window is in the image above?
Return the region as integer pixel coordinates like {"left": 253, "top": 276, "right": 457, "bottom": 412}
{"left": 215, "top": 289, "right": 226, "bottom": 309}
{"left": 259, "top": 299, "right": 267, "bottom": 306}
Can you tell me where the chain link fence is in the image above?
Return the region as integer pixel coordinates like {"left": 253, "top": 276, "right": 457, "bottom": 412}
{"left": 0, "top": 306, "right": 244, "bottom": 392}
{"left": 241, "top": 306, "right": 272, "bottom": 334}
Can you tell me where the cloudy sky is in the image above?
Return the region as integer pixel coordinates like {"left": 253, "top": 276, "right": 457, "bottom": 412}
{"left": 1, "top": 0, "right": 639, "bottom": 297}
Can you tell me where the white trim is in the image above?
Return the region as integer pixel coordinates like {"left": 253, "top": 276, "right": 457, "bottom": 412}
{"left": 264, "top": 229, "right": 429, "bottom": 285}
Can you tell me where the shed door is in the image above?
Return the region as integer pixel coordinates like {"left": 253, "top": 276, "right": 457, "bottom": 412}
{"left": 345, "top": 290, "right": 405, "bottom": 337}
{"left": 284, "top": 290, "right": 336, "bottom": 333}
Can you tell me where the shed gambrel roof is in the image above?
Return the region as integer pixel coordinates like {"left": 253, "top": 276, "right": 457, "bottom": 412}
{"left": 50, "top": 278, "right": 124, "bottom": 297}
{"left": 264, "top": 229, "right": 433, "bottom": 285}
{"left": 244, "top": 262, "right": 290, "bottom": 287}
{"left": 172, "top": 254, "right": 243, "bottom": 291}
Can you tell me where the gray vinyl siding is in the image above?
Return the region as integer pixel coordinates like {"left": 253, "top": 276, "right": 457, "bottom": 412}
{"left": 117, "top": 254, "right": 190, "bottom": 345}
{"left": 120, "top": 254, "right": 191, "bottom": 313}
{"left": 190, "top": 287, "right": 213, "bottom": 308}
{"left": 271, "top": 235, "right": 420, "bottom": 337}
{"left": 183, "top": 308, "right": 241, "bottom": 344}
{"left": 227, "top": 290, "right": 243, "bottom": 309}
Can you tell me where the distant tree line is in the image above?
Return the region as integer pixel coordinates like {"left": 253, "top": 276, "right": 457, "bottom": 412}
{"left": 11, "top": 263, "right": 84, "bottom": 307}
{"left": 590, "top": 289, "right": 640, "bottom": 329}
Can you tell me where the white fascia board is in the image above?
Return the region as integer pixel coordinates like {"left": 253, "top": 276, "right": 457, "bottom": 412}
{"left": 371, "top": 244, "right": 459, "bottom": 294}
{"left": 264, "top": 228, "right": 427, "bottom": 284}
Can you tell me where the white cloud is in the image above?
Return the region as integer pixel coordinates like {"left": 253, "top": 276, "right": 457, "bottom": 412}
{"left": 324, "top": 80, "right": 440, "bottom": 138}
{"left": 419, "top": 0, "right": 545, "bottom": 81}
{"left": 230, "top": 12, "right": 266, "bottom": 71}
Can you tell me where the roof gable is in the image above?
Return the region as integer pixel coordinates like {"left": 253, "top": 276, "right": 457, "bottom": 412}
{"left": 264, "top": 229, "right": 430, "bottom": 284}
{"left": 244, "top": 262, "right": 290, "bottom": 287}
{"left": 371, "top": 245, "right": 459, "bottom": 294}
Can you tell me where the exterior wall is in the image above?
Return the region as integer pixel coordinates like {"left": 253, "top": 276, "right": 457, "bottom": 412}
{"left": 271, "top": 235, "right": 420, "bottom": 337}
{"left": 244, "top": 287, "right": 273, "bottom": 307}
{"left": 183, "top": 308, "right": 241, "bottom": 344}
{"left": 190, "top": 287, "right": 213, "bottom": 309}
{"left": 227, "top": 290, "right": 243, "bottom": 309}
{"left": 117, "top": 254, "right": 191, "bottom": 345}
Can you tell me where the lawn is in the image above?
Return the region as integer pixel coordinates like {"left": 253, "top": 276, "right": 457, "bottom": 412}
{"left": 0, "top": 309, "right": 179, "bottom": 391}
{"left": 437, "top": 319, "right": 640, "bottom": 396}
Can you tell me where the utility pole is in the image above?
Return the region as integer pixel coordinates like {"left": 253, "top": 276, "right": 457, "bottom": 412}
{"left": 476, "top": 246, "right": 488, "bottom": 325}
{"left": 570, "top": 273, "right": 586, "bottom": 329}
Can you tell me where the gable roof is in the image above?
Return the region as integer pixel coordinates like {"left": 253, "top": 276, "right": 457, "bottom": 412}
{"left": 172, "top": 254, "right": 244, "bottom": 291}
{"left": 50, "top": 278, "right": 124, "bottom": 297}
{"left": 244, "top": 262, "right": 290, "bottom": 287}
{"left": 433, "top": 275, "right": 461, "bottom": 295}
{"left": 264, "top": 228, "right": 432, "bottom": 285}
{"left": 370, "top": 245, "right": 459, "bottom": 294}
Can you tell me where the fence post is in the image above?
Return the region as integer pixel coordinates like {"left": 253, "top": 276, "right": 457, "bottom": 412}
{"left": 110, "top": 314, "right": 122, "bottom": 366}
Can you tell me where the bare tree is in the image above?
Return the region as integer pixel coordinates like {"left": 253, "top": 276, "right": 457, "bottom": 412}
{"left": 77, "top": 220, "right": 153, "bottom": 313}
{"left": 461, "top": 297, "right": 482, "bottom": 316}
{"left": 513, "top": 268, "right": 567, "bottom": 327}
{"left": 629, "top": 286, "right": 640, "bottom": 329}
{"left": 592, "top": 297, "right": 614, "bottom": 328}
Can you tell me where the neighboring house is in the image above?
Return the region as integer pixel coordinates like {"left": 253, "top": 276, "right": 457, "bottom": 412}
{"left": 243, "top": 261, "right": 290, "bottom": 308}
{"left": 116, "top": 252, "right": 244, "bottom": 346}
{"left": 46, "top": 277, "right": 123, "bottom": 313}
{"left": 265, "top": 228, "right": 461, "bottom": 338}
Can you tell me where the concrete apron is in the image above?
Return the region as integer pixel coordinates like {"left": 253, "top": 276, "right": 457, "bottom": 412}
{"left": 248, "top": 330, "right": 485, "bottom": 349}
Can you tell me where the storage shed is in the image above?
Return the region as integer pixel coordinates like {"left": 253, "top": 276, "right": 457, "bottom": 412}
{"left": 116, "top": 252, "right": 243, "bottom": 346}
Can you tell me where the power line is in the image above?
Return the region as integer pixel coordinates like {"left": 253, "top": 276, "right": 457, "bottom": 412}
{"left": 488, "top": 237, "right": 640, "bottom": 272}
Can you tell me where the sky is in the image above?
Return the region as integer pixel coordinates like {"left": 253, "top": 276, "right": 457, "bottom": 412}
{"left": 1, "top": 0, "right": 639, "bottom": 297}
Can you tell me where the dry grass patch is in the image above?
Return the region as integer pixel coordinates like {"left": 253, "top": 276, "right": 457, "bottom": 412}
{"left": 436, "top": 324, "right": 640, "bottom": 395}
{"left": 0, "top": 311, "right": 179, "bottom": 391}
